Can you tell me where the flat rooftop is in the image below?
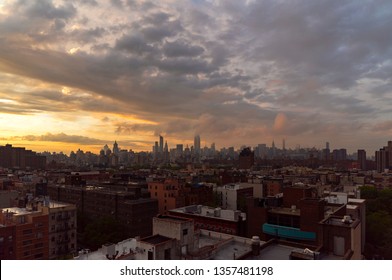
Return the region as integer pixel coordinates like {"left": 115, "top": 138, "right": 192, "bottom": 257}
{"left": 170, "top": 205, "right": 246, "bottom": 221}
{"left": 269, "top": 207, "right": 300, "bottom": 216}
{"left": 198, "top": 235, "right": 253, "bottom": 260}
{"left": 322, "top": 216, "right": 360, "bottom": 228}
{"left": 155, "top": 215, "right": 191, "bottom": 222}
{"left": 1, "top": 207, "right": 40, "bottom": 216}
{"left": 348, "top": 198, "right": 366, "bottom": 203}
{"left": 140, "top": 234, "right": 173, "bottom": 245}
{"left": 45, "top": 201, "right": 73, "bottom": 209}
{"left": 256, "top": 244, "right": 297, "bottom": 260}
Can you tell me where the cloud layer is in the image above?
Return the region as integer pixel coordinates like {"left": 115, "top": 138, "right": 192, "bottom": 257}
{"left": 1, "top": 0, "right": 392, "bottom": 153}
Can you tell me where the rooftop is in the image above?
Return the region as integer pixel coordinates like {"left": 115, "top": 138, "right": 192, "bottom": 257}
{"left": 170, "top": 205, "right": 246, "bottom": 221}
{"left": 269, "top": 207, "right": 300, "bottom": 216}
{"left": 75, "top": 238, "right": 137, "bottom": 260}
{"left": 140, "top": 234, "right": 173, "bottom": 245}
{"left": 1, "top": 207, "right": 40, "bottom": 216}
{"left": 155, "top": 215, "right": 192, "bottom": 223}
{"left": 44, "top": 201, "right": 73, "bottom": 209}
{"left": 321, "top": 216, "right": 360, "bottom": 228}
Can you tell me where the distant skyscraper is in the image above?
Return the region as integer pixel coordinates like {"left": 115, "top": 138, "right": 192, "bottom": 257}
{"left": 194, "top": 135, "right": 201, "bottom": 155}
{"left": 159, "top": 135, "right": 164, "bottom": 153}
{"left": 357, "top": 149, "right": 366, "bottom": 170}
{"left": 154, "top": 141, "right": 159, "bottom": 158}
{"left": 176, "top": 144, "right": 183, "bottom": 158}
{"left": 375, "top": 141, "right": 392, "bottom": 172}
{"left": 113, "top": 141, "right": 119, "bottom": 155}
{"left": 272, "top": 140, "right": 276, "bottom": 157}
{"left": 323, "top": 142, "right": 330, "bottom": 161}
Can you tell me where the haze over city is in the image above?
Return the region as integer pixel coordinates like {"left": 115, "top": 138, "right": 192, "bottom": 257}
{"left": 1, "top": 0, "right": 392, "bottom": 154}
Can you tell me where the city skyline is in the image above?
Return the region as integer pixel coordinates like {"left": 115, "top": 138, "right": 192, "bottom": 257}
{"left": 1, "top": 1, "right": 392, "bottom": 154}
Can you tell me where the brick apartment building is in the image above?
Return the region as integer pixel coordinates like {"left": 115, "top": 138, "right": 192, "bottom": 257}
{"left": 0, "top": 199, "right": 77, "bottom": 260}
{"left": 48, "top": 184, "right": 158, "bottom": 238}
{"left": 0, "top": 207, "right": 49, "bottom": 260}
{"left": 148, "top": 178, "right": 213, "bottom": 215}
{"left": 0, "top": 144, "right": 46, "bottom": 170}
{"left": 246, "top": 184, "right": 365, "bottom": 258}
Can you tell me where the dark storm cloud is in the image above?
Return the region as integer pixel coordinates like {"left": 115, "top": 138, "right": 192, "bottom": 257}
{"left": 69, "top": 27, "right": 106, "bottom": 44}
{"left": 24, "top": 0, "right": 77, "bottom": 20}
{"left": 157, "top": 57, "right": 213, "bottom": 74}
{"left": 163, "top": 40, "right": 204, "bottom": 57}
{"left": 20, "top": 133, "right": 107, "bottom": 145}
{"left": 236, "top": 0, "right": 392, "bottom": 91}
{"left": 115, "top": 34, "right": 155, "bottom": 55}
{"left": 114, "top": 122, "right": 158, "bottom": 135}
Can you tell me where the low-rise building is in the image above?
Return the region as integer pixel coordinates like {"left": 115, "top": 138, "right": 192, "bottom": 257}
{"left": 169, "top": 205, "right": 247, "bottom": 236}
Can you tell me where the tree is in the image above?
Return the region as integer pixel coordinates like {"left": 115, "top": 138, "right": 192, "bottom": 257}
{"left": 359, "top": 186, "right": 392, "bottom": 259}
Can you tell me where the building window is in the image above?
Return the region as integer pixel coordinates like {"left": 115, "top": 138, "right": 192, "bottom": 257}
{"left": 23, "top": 229, "right": 33, "bottom": 235}
{"left": 23, "top": 240, "right": 32, "bottom": 246}
{"left": 183, "top": 229, "right": 188, "bottom": 236}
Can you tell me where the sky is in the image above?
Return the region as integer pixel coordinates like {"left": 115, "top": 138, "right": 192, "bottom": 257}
{"left": 1, "top": 0, "right": 392, "bottom": 154}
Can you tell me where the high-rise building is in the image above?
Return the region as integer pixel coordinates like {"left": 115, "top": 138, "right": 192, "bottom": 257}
{"left": 194, "top": 135, "right": 201, "bottom": 155}
{"left": 357, "top": 149, "right": 366, "bottom": 170}
{"left": 154, "top": 141, "right": 159, "bottom": 159}
{"left": 272, "top": 140, "right": 276, "bottom": 157}
{"left": 113, "top": 141, "right": 119, "bottom": 155}
{"left": 159, "top": 135, "right": 164, "bottom": 154}
{"left": 0, "top": 144, "right": 46, "bottom": 170}
{"left": 375, "top": 141, "right": 392, "bottom": 172}
{"left": 176, "top": 144, "right": 183, "bottom": 158}
{"left": 211, "top": 143, "right": 216, "bottom": 154}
